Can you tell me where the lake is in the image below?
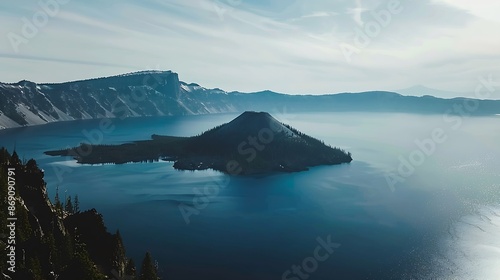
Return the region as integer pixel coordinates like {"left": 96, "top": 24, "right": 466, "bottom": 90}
{"left": 1, "top": 112, "right": 499, "bottom": 279}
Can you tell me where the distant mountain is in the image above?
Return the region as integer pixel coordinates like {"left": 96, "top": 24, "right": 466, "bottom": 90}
{"left": 395, "top": 85, "right": 467, "bottom": 99}
{"left": 45, "top": 111, "right": 353, "bottom": 175}
{"left": 0, "top": 71, "right": 235, "bottom": 129}
{"left": 196, "top": 111, "right": 297, "bottom": 142}
{"left": 1, "top": 71, "right": 500, "bottom": 129}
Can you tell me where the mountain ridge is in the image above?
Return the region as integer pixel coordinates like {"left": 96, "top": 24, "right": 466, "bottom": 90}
{"left": 395, "top": 85, "right": 467, "bottom": 99}
{"left": 1, "top": 70, "right": 499, "bottom": 129}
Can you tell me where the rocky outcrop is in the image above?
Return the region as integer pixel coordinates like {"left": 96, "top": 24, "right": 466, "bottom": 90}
{"left": 0, "top": 148, "right": 132, "bottom": 279}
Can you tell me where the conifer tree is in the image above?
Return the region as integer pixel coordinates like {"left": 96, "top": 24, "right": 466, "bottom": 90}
{"left": 65, "top": 195, "right": 74, "bottom": 214}
{"left": 139, "top": 252, "right": 158, "bottom": 280}
{"left": 59, "top": 229, "right": 105, "bottom": 280}
{"left": 125, "top": 258, "right": 137, "bottom": 278}
{"left": 60, "top": 246, "right": 105, "bottom": 280}
{"left": 74, "top": 194, "right": 80, "bottom": 213}
{"left": 112, "top": 230, "right": 127, "bottom": 276}
{"left": 54, "top": 185, "right": 63, "bottom": 215}
{"left": 10, "top": 150, "right": 21, "bottom": 166}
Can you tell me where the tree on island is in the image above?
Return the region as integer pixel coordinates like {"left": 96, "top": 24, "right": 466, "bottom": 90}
{"left": 46, "top": 111, "right": 353, "bottom": 175}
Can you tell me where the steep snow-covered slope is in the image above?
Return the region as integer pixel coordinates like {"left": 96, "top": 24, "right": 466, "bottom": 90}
{"left": 0, "top": 71, "right": 237, "bottom": 129}
{"left": 2, "top": 70, "right": 500, "bottom": 129}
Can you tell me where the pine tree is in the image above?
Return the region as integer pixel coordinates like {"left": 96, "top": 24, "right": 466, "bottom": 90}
{"left": 139, "top": 252, "right": 158, "bottom": 280}
{"left": 60, "top": 245, "right": 105, "bottom": 280}
{"left": 74, "top": 194, "right": 80, "bottom": 213}
{"left": 59, "top": 229, "right": 104, "bottom": 280}
{"left": 125, "top": 258, "right": 136, "bottom": 278}
{"left": 112, "top": 230, "right": 127, "bottom": 277}
{"left": 54, "top": 185, "right": 63, "bottom": 215}
{"left": 10, "top": 150, "right": 22, "bottom": 166}
{"left": 65, "top": 195, "right": 74, "bottom": 214}
{"left": 0, "top": 147, "right": 9, "bottom": 164}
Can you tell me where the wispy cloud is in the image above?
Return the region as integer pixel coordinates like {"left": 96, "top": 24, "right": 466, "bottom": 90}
{"left": 434, "top": 0, "right": 500, "bottom": 23}
{"left": 347, "top": 0, "right": 368, "bottom": 26}
{"left": 0, "top": 53, "right": 134, "bottom": 68}
{"left": 0, "top": 0, "right": 499, "bottom": 95}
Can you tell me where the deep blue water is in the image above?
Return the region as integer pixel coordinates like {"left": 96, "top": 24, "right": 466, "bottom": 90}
{"left": 1, "top": 112, "right": 499, "bottom": 279}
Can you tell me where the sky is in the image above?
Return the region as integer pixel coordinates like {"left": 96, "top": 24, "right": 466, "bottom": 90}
{"left": 0, "top": 0, "right": 499, "bottom": 96}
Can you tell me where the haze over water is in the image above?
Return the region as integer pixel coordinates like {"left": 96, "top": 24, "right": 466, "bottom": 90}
{"left": 1, "top": 112, "right": 499, "bottom": 279}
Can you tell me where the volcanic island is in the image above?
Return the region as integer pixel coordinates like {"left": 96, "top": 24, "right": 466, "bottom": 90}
{"left": 45, "top": 111, "right": 352, "bottom": 175}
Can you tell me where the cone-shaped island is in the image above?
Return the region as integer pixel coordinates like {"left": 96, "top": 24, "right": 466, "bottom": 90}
{"left": 46, "top": 112, "right": 352, "bottom": 175}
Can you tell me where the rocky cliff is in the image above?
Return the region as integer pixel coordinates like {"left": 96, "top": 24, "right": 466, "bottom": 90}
{"left": 0, "top": 70, "right": 236, "bottom": 129}
{"left": 2, "top": 70, "right": 500, "bottom": 129}
{"left": 0, "top": 148, "right": 133, "bottom": 279}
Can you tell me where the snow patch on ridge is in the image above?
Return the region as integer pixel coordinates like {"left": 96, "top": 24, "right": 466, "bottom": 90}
{"left": 0, "top": 114, "right": 20, "bottom": 129}
{"left": 16, "top": 104, "right": 47, "bottom": 126}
